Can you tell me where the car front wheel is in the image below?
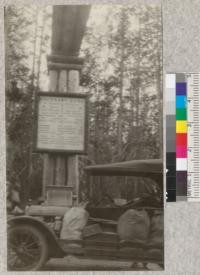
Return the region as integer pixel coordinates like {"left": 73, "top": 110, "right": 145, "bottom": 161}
{"left": 8, "top": 224, "right": 49, "bottom": 271}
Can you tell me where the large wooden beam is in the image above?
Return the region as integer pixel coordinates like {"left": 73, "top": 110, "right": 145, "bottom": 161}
{"left": 52, "top": 5, "right": 91, "bottom": 56}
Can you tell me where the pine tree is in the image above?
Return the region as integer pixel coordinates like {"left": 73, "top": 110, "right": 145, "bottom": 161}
{"left": 5, "top": 6, "right": 52, "bottom": 208}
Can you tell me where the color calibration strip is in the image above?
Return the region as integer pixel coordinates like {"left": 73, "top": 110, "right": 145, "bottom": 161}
{"left": 176, "top": 74, "right": 187, "bottom": 201}
{"left": 166, "top": 73, "right": 200, "bottom": 202}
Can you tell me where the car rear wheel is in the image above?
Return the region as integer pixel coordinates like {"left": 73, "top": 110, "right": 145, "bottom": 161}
{"left": 8, "top": 224, "right": 49, "bottom": 271}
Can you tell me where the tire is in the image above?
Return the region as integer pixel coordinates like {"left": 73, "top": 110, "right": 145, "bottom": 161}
{"left": 8, "top": 224, "right": 49, "bottom": 271}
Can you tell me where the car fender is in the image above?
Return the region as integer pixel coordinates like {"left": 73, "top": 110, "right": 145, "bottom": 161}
{"left": 8, "top": 215, "right": 64, "bottom": 258}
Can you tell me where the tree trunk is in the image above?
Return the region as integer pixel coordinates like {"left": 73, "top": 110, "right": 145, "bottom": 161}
{"left": 27, "top": 7, "right": 40, "bottom": 198}
{"left": 94, "top": 86, "right": 100, "bottom": 164}
{"left": 117, "top": 8, "right": 125, "bottom": 160}
{"left": 135, "top": 18, "right": 141, "bottom": 159}
{"left": 36, "top": 8, "right": 45, "bottom": 90}
{"left": 31, "top": 7, "right": 39, "bottom": 88}
{"left": 157, "top": 52, "right": 163, "bottom": 158}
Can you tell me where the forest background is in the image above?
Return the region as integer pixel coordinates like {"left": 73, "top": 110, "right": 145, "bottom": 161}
{"left": 5, "top": 5, "right": 162, "bottom": 207}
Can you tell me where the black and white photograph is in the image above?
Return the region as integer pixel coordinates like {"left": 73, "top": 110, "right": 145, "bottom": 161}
{"left": 5, "top": 4, "right": 163, "bottom": 271}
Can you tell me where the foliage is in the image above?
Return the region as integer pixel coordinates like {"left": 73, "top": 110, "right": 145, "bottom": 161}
{"left": 80, "top": 5, "right": 162, "bottom": 199}
{"left": 5, "top": 6, "right": 51, "bottom": 208}
{"left": 81, "top": 5, "right": 162, "bottom": 164}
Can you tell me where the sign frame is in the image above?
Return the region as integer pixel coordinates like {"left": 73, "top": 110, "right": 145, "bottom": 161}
{"left": 33, "top": 91, "right": 88, "bottom": 154}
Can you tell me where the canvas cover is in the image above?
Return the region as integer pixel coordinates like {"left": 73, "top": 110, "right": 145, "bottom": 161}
{"left": 60, "top": 207, "right": 89, "bottom": 240}
{"left": 117, "top": 209, "right": 150, "bottom": 244}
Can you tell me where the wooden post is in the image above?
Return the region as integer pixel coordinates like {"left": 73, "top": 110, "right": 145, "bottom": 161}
{"left": 42, "top": 70, "right": 58, "bottom": 193}
{"left": 67, "top": 70, "right": 80, "bottom": 205}
{"left": 42, "top": 5, "right": 90, "bottom": 205}
{"left": 43, "top": 63, "right": 82, "bottom": 205}
{"left": 54, "top": 70, "right": 67, "bottom": 187}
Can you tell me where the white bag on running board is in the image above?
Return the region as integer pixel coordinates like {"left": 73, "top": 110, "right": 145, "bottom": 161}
{"left": 60, "top": 207, "right": 89, "bottom": 240}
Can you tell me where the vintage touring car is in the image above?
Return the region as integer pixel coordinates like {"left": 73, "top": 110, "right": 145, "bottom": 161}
{"left": 7, "top": 159, "right": 163, "bottom": 271}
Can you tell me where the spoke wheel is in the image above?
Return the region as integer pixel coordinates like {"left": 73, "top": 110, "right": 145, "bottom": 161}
{"left": 8, "top": 224, "right": 48, "bottom": 271}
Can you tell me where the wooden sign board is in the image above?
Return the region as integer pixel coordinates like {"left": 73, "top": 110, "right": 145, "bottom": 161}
{"left": 34, "top": 92, "right": 87, "bottom": 154}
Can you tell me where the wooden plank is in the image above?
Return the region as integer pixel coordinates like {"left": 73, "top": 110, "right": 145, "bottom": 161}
{"left": 67, "top": 70, "right": 80, "bottom": 205}
{"left": 54, "top": 156, "right": 66, "bottom": 186}
{"left": 67, "top": 155, "right": 79, "bottom": 202}
{"left": 54, "top": 69, "right": 68, "bottom": 190}
{"left": 42, "top": 155, "right": 55, "bottom": 194}
{"left": 42, "top": 69, "right": 58, "bottom": 194}
{"left": 25, "top": 205, "right": 69, "bottom": 216}
{"left": 58, "top": 70, "right": 67, "bottom": 93}
{"left": 68, "top": 70, "right": 80, "bottom": 93}
{"left": 49, "top": 70, "right": 58, "bottom": 92}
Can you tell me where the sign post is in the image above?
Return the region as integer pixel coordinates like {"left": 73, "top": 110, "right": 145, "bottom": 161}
{"left": 42, "top": 5, "right": 90, "bottom": 206}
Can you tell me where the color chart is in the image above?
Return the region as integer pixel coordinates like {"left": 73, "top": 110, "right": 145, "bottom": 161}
{"left": 176, "top": 75, "right": 187, "bottom": 201}
{"left": 166, "top": 73, "right": 200, "bottom": 202}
